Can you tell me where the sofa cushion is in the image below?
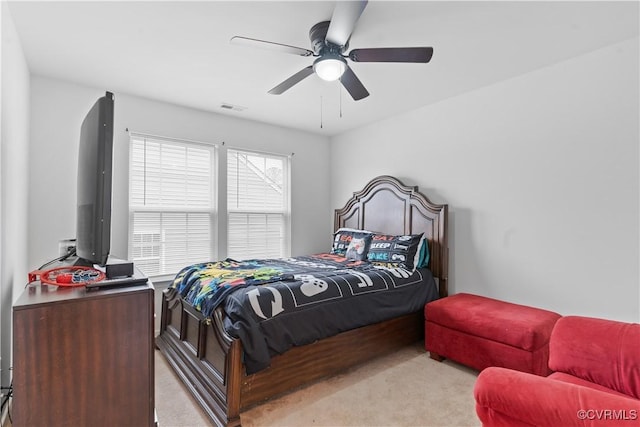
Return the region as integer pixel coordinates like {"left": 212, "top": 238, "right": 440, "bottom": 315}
{"left": 549, "top": 316, "right": 640, "bottom": 400}
{"left": 425, "top": 293, "right": 561, "bottom": 351}
{"left": 550, "top": 372, "right": 633, "bottom": 400}
{"left": 475, "top": 366, "right": 640, "bottom": 427}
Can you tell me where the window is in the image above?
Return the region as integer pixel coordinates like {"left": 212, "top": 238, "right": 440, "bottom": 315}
{"left": 129, "top": 133, "right": 216, "bottom": 278}
{"left": 227, "top": 149, "right": 290, "bottom": 260}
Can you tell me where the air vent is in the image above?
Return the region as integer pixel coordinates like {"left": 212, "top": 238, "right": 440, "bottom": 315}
{"left": 220, "top": 103, "right": 247, "bottom": 112}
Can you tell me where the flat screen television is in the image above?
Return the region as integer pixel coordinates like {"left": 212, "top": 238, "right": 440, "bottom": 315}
{"left": 75, "top": 91, "right": 114, "bottom": 267}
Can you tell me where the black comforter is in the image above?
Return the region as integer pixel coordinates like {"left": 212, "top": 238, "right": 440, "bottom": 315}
{"left": 219, "top": 255, "right": 439, "bottom": 373}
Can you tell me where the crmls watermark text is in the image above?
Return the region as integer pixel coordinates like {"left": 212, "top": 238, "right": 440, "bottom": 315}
{"left": 577, "top": 409, "right": 638, "bottom": 421}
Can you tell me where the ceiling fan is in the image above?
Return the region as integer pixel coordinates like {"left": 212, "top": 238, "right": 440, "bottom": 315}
{"left": 230, "top": 0, "right": 433, "bottom": 101}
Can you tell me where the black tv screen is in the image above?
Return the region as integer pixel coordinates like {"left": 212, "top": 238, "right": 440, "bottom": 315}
{"left": 76, "top": 91, "right": 114, "bottom": 266}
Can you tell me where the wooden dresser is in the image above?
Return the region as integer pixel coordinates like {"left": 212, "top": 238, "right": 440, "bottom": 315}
{"left": 12, "top": 281, "right": 155, "bottom": 427}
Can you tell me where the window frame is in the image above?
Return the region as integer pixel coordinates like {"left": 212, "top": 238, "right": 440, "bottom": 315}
{"left": 128, "top": 131, "right": 218, "bottom": 281}
{"left": 226, "top": 147, "right": 292, "bottom": 260}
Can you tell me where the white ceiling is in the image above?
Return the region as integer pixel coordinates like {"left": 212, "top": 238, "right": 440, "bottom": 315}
{"left": 7, "top": 1, "right": 638, "bottom": 136}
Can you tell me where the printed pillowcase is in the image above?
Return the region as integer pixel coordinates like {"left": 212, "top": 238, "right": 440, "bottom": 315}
{"left": 331, "top": 228, "right": 373, "bottom": 261}
{"left": 367, "top": 232, "right": 428, "bottom": 271}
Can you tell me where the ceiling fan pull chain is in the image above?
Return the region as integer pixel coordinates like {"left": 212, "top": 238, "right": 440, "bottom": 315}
{"left": 340, "top": 79, "right": 343, "bottom": 118}
{"left": 320, "top": 95, "right": 323, "bottom": 129}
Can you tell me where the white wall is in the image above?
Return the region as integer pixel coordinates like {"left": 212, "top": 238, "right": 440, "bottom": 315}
{"left": 330, "top": 37, "right": 639, "bottom": 323}
{"left": 28, "top": 76, "right": 332, "bottom": 274}
{"left": 0, "top": 2, "right": 30, "bottom": 385}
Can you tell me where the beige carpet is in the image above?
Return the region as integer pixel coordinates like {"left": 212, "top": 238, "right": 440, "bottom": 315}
{"left": 155, "top": 343, "right": 481, "bottom": 427}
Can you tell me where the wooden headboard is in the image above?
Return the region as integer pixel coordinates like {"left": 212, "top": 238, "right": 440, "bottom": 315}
{"left": 334, "top": 175, "right": 448, "bottom": 298}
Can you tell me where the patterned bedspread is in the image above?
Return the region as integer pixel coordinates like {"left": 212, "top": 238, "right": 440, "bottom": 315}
{"left": 172, "top": 253, "right": 438, "bottom": 373}
{"left": 173, "top": 257, "right": 295, "bottom": 317}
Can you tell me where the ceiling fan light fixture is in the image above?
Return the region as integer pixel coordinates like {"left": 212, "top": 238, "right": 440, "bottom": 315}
{"left": 313, "top": 55, "right": 347, "bottom": 81}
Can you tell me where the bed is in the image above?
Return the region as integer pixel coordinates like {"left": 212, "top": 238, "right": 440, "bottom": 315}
{"left": 156, "top": 175, "right": 448, "bottom": 426}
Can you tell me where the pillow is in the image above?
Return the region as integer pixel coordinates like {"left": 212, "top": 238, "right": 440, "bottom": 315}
{"left": 367, "top": 233, "right": 424, "bottom": 270}
{"left": 344, "top": 234, "right": 372, "bottom": 261}
{"left": 331, "top": 228, "right": 373, "bottom": 257}
{"left": 417, "top": 235, "right": 430, "bottom": 268}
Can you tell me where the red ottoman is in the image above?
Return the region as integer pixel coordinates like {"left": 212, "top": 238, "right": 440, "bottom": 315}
{"left": 425, "top": 293, "right": 561, "bottom": 376}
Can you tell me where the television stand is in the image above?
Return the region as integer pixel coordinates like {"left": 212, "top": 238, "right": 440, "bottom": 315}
{"left": 12, "top": 280, "right": 155, "bottom": 426}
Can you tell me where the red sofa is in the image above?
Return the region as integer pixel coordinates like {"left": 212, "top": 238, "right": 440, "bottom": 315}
{"left": 474, "top": 316, "right": 640, "bottom": 426}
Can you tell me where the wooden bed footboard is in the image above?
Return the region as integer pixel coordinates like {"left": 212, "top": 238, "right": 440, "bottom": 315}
{"left": 156, "top": 286, "right": 243, "bottom": 426}
{"left": 156, "top": 286, "right": 425, "bottom": 427}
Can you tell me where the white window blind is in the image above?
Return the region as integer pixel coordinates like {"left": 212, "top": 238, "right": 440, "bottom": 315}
{"left": 129, "top": 134, "right": 216, "bottom": 278}
{"left": 227, "top": 149, "right": 290, "bottom": 260}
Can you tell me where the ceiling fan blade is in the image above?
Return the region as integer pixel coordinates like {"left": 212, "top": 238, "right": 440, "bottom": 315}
{"left": 326, "top": 0, "right": 368, "bottom": 47}
{"left": 268, "top": 66, "right": 315, "bottom": 95}
{"left": 231, "top": 36, "right": 313, "bottom": 57}
{"left": 349, "top": 47, "right": 434, "bottom": 63}
{"left": 340, "top": 66, "right": 369, "bottom": 101}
